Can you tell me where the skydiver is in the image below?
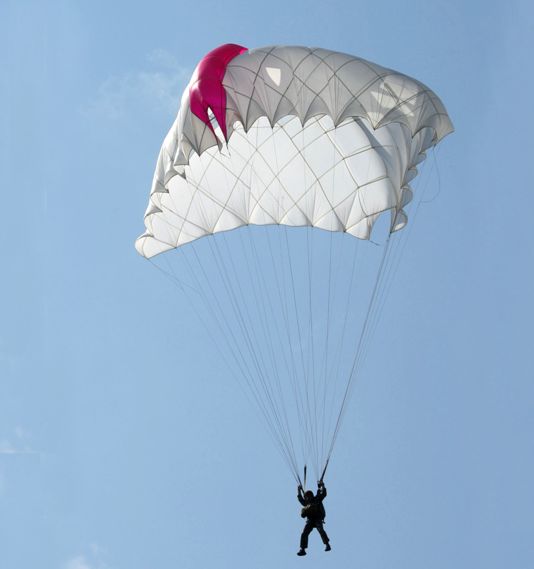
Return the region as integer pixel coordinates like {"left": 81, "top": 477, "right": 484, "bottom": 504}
{"left": 296, "top": 481, "right": 331, "bottom": 556}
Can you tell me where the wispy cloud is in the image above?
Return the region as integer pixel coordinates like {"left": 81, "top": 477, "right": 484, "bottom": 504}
{"left": 84, "top": 48, "right": 190, "bottom": 120}
{"left": 0, "top": 426, "right": 38, "bottom": 455}
{"left": 0, "top": 428, "right": 39, "bottom": 500}
{"left": 63, "top": 544, "right": 110, "bottom": 569}
{"left": 64, "top": 557, "right": 93, "bottom": 569}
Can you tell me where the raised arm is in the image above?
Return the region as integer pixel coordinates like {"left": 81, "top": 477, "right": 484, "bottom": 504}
{"left": 317, "top": 482, "right": 327, "bottom": 500}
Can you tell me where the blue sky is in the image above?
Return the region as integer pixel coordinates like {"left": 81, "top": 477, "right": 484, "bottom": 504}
{"left": 2, "top": 1, "right": 534, "bottom": 568}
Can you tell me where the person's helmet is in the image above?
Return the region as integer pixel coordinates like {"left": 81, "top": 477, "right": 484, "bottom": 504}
{"left": 304, "top": 490, "right": 314, "bottom": 500}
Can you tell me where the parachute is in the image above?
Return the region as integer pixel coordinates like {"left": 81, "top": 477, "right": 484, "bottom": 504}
{"left": 136, "top": 44, "right": 453, "bottom": 483}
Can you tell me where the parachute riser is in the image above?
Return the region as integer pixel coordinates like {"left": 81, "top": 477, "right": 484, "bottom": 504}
{"left": 319, "top": 458, "right": 329, "bottom": 485}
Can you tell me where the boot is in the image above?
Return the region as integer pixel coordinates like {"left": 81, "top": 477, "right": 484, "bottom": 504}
{"left": 297, "top": 549, "right": 307, "bottom": 556}
{"left": 325, "top": 543, "right": 331, "bottom": 552}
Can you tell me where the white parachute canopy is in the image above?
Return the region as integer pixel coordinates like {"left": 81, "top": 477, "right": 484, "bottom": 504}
{"left": 136, "top": 45, "right": 453, "bottom": 482}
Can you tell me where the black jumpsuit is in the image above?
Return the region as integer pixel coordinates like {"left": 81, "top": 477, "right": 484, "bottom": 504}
{"left": 298, "top": 486, "right": 330, "bottom": 549}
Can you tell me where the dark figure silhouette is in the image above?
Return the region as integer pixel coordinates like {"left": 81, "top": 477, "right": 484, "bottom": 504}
{"left": 297, "top": 481, "right": 331, "bottom": 556}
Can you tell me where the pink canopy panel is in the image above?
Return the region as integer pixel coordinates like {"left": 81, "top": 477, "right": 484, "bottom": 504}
{"left": 189, "top": 43, "right": 248, "bottom": 141}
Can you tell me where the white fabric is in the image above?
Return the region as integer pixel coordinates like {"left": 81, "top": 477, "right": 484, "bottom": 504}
{"left": 136, "top": 46, "right": 453, "bottom": 258}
